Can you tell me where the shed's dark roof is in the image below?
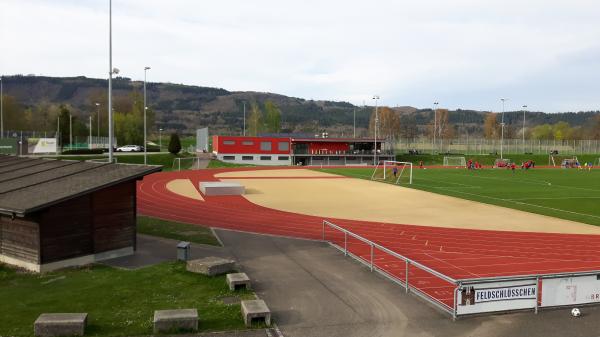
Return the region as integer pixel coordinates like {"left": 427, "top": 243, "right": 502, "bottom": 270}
{"left": 0, "top": 155, "right": 161, "bottom": 215}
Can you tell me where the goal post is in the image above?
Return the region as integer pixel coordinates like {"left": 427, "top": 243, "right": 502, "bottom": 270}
{"left": 549, "top": 155, "right": 578, "bottom": 167}
{"left": 443, "top": 156, "right": 466, "bottom": 168}
{"left": 172, "top": 157, "right": 202, "bottom": 171}
{"left": 371, "top": 160, "right": 413, "bottom": 184}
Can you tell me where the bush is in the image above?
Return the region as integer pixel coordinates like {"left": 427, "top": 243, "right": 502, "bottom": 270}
{"left": 168, "top": 133, "right": 182, "bottom": 155}
{"left": 61, "top": 148, "right": 104, "bottom": 155}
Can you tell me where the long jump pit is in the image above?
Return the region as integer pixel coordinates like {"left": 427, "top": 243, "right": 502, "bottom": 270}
{"left": 138, "top": 167, "right": 600, "bottom": 317}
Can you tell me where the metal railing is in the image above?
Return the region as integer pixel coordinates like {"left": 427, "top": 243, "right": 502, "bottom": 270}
{"left": 322, "top": 219, "right": 600, "bottom": 319}
{"left": 322, "top": 220, "right": 458, "bottom": 316}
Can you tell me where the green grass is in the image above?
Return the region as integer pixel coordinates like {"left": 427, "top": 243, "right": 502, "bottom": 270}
{"left": 46, "top": 153, "right": 195, "bottom": 171}
{"left": 207, "top": 160, "right": 255, "bottom": 168}
{"left": 137, "top": 216, "right": 220, "bottom": 246}
{"left": 318, "top": 167, "right": 600, "bottom": 226}
{"left": 0, "top": 262, "right": 255, "bottom": 337}
{"left": 395, "top": 153, "right": 599, "bottom": 166}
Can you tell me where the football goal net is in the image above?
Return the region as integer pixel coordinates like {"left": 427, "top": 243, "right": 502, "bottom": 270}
{"left": 549, "top": 155, "right": 578, "bottom": 167}
{"left": 443, "top": 156, "right": 466, "bottom": 168}
{"left": 173, "top": 157, "right": 203, "bottom": 171}
{"left": 371, "top": 161, "right": 413, "bottom": 184}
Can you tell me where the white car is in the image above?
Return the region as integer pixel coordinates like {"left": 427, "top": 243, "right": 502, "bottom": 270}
{"left": 116, "top": 145, "right": 142, "bottom": 152}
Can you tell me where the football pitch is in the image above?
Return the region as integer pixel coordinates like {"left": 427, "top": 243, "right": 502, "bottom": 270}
{"left": 317, "top": 167, "right": 600, "bottom": 227}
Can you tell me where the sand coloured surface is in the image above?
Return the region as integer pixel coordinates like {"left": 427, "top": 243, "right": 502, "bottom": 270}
{"left": 215, "top": 169, "right": 341, "bottom": 178}
{"left": 166, "top": 179, "right": 204, "bottom": 201}
{"left": 220, "top": 175, "right": 600, "bottom": 235}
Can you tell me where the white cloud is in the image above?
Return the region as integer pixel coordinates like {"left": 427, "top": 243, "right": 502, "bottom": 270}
{"left": 2, "top": 0, "right": 600, "bottom": 112}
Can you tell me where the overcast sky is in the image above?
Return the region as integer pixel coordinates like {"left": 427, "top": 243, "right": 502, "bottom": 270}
{"left": 2, "top": 0, "right": 600, "bottom": 112}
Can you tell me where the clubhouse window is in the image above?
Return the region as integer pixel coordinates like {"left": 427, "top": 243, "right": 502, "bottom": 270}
{"left": 260, "top": 141, "right": 272, "bottom": 151}
{"left": 223, "top": 155, "right": 235, "bottom": 160}
{"left": 260, "top": 156, "right": 272, "bottom": 161}
{"left": 278, "top": 156, "right": 289, "bottom": 161}
{"left": 223, "top": 140, "right": 235, "bottom": 145}
{"left": 278, "top": 142, "right": 289, "bottom": 151}
{"left": 242, "top": 141, "right": 254, "bottom": 145}
{"left": 242, "top": 155, "right": 254, "bottom": 161}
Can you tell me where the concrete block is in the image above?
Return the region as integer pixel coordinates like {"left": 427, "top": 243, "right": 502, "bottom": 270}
{"left": 34, "top": 313, "right": 87, "bottom": 337}
{"left": 226, "top": 272, "right": 251, "bottom": 291}
{"left": 186, "top": 257, "right": 235, "bottom": 276}
{"left": 153, "top": 309, "right": 198, "bottom": 333}
{"left": 241, "top": 300, "right": 271, "bottom": 327}
{"left": 199, "top": 182, "right": 245, "bottom": 196}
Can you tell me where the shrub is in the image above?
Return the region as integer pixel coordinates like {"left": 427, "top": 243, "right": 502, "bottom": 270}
{"left": 168, "top": 133, "right": 182, "bottom": 155}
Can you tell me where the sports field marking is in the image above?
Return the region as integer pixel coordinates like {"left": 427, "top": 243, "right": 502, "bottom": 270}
{"left": 431, "top": 187, "right": 600, "bottom": 220}
{"left": 506, "top": 196, "right": 600, "bottom": 201}
{"left": 165, "top": 179, "right": 204, "bottom": 201}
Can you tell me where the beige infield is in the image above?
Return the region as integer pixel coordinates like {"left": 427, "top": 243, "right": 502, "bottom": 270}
{"left": 166, "top": 179, "right": 204, "bottom": 201}
{"left": 214, "top": 169, "right": 600, "bottom": 235}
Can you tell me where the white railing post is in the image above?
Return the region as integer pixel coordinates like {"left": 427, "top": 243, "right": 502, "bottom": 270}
{"left": 344, "top": 231, "right": 348, "bottom": 256}
{"left": 534, "top": 276, "right": 540, "bottom": 314}
{"left": 370, "top": 243, "right": 374, "bottom": 271}
{"left": 405, "top": 260, "right": 410, "bottom": 293}
{"left": 322, "top": 221, "right": 326, "bottom": 240}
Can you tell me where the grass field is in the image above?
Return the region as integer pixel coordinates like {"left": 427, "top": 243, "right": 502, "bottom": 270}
{"left": 137, "top": 216, "right": 220, "bottom": 245}
{"left": 318, "top": 167, "right": 600, "bottom": 227}
{"left": 395, "top": 153, "right": 600, "bottom": 166}
{"left": 0, "top": 263, "right": 255, "bottom": 337}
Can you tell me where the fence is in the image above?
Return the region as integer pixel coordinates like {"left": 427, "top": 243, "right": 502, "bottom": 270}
{"left": 322, "top": 220, "right": 600, "bottom": 319}
{"left": 395, "top": 137, "right": 600, "bottom": 155}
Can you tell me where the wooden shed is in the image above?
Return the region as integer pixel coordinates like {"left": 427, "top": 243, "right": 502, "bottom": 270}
{"left": 0, "top": 155, "right": 161, "bottom": 272}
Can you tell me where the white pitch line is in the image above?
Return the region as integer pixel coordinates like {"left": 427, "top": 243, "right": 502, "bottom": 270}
{"left": 506, "top": 196, "right": 600, "bottom": 201}
{"left": 434, "top": 187, "right": 600, "bottom": 220}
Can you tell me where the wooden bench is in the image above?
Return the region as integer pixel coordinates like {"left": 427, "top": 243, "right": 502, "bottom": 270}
{"left": 34, "top": 313, "right": 87, "bottom": 337}
{"left": 153, "top": 309, "right": 198, "bottom": 333}
{"left": 241, "top": 300, "right": 271, "bottom": 327}
{"left": 226, "top": 272, "right": 251, "bottom": 291}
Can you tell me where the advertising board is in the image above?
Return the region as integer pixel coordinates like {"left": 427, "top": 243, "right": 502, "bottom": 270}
{"left": 456, "top": 280, "right": 538, "bottom": 315}
{"left": 541, "top": 275, "right": 600, "bottom": 307}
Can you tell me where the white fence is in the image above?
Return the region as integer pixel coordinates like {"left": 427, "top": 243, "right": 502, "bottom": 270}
{"left": 395, "top": 138, "right": 600, "bottom": 155}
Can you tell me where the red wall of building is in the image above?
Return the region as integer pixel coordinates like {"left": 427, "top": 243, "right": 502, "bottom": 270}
{"left": 213, "top": 136, "right": 291, "bottom": 154}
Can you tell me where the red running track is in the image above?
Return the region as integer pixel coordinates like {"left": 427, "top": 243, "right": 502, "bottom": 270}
{"left": 138, "top": 167, "right": 600, "bottom": 309}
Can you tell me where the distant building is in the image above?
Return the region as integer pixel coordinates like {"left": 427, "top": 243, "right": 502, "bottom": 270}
{"left": 212, "top": 135, "right": 394, "bottom": 166}
{"left": 0, "top": 156, "right": 161, "bottom": 272}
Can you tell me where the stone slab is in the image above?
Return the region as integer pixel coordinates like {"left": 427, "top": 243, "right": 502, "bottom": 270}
{"left": 34, "top": 313, "right": 87, "bottom": 337}
{"left": 153, "top": 309, "right": 198, "bottom": 333}
{"left": 241, "top": 300, "right": 271, "bottom": 327}
{"left": 226, "top": 272, "right": 251, "bottom": 291}
{"left": 199, "top": 181, "right": 245, "bottom": 196}
{"left": 186, "top": 257, "right": 235, "bottom": 276}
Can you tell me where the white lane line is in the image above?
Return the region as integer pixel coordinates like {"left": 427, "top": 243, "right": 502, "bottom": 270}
{"left": 273, "top": 323, "right": 285, "bottom": 337}
{"left": 506, "top": 196, "right": 600, "bottom": 201}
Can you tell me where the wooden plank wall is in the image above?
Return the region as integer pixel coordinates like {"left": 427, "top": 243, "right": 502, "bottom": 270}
{"left": 40, "top": 195, "right": 93, "bottom": 264}
{"left": 92, "top": 181, "right": 136, "bottom": 253}
{"left": 0, "top": 215, "right": 40, "bottom": 263}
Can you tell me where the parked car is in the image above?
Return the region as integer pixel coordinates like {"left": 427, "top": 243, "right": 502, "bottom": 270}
{"left": 116, "top": 145, "right": 142, "bottom": 152}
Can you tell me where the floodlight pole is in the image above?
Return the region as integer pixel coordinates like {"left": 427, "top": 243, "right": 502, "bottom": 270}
{"left": 89, "top": 115, "right": 92, "bottom": 149}
{"left": 95, "top": 103, "right": 100, "bottom": 139}
{"left": 243, "top": 101, "right": 246, "bottom": 136}
{"left": 0, "top": 76, "right": 3, "bottom": 139}
{"left": 500, "top": 98, "right": 507, "bottom": 159}
{"left": 69, "top": 114, "right": 73, "bottom": 150}
{"left": 522, "top": 105, "right": 527, "bottom": 154}
{"left": 144, "top": 66, "right": 150, "bottom": 165}
{"left": 159, "top": 128, "right": 163, "bottom": 151}
{"left": 108, "top": 0, "right": 114, "bottom": 163}
{"left": 432, "top": 102, "right": 438, "bottom": 154}
{"left": 372, "top": 95, "right": 380, "bottom": 165}
{"left": 353, "top": 106, "right": 356, "bottom": 138}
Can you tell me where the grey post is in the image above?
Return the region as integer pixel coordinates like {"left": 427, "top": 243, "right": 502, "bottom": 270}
{"left": 95, "top": 103, "right": 100, "bottom": 140}
{"left": 522, "top": 105, "right": 527, "bottom": 154}
{"left": 89, "top": 116, "right": 92, "bottom": 149}
{"left": 405, "top": 259, "right": 410, "bottom": 293}
{"left": 243, "top": 101, "right": 246, "bottom": 136}
{"left": 344, "top": 231, "right": 348, "bottom": 256}
{"left": 534, "top": 276, "right": 539, "bottom": 314}
{"left": 370, "top": 243, "right": 374, "bottom": 271}
{"left": 143, "top": 66, "right": 150, "bottom": 164}
{"left": 500, "top": 98, "right": 507, "bottom": 159}
{"left": 107, "top": 0, "right": 115, "bottom": 163}
{"left": 372, "top": 95, "right": 379, "bottom": 165}
{"left": 432, "top": 102, "right": 438, "bottom": 154}
{"left": 69, "top": 114, "right": 72, "bottom": 149}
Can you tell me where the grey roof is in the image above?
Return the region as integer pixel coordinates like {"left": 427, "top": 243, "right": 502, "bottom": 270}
{"left": 0, "top": 155, "right": 161, "bottom": 215}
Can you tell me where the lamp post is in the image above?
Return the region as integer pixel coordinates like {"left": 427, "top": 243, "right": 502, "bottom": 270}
{"left": 95, "top": 102, "right": 100, "bottom": 140}
{"left": 243, "top": 101, "right": 246, "bottom": 136}
{"left": 107, "top": 0, "right": 120, "bottom": 163}
{"left": 372, "top": 95, "right": 380, "bottom": 165}
{"left": 432, "top": 102, "right": 438, "bottom": 154}
{"left": 0, "top": 75, "right": 3, "bottom": 139}
{"left": 143, "top": 66, "right": 150, "bottom": 165}
{"left": 522, "top": 105, "right": 527, "bottom": 154}
{"left": 500, "top": 98, "right": 508, "bottom": 159}
{"left": 159, "top": 128, "right": 163, "bottom": 151}
{"left": 69, "top": 114, "right": 73, "bottom": 150}
{"left": 353, "top": 106, "right": 356, "bottom": 138}
{"left": 89, "top": 115, "right": 92, "bottom": 149}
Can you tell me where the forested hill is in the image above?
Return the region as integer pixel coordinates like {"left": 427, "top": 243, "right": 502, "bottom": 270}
{"left": 2, "top": 75, "right": 599, "bottom": 137}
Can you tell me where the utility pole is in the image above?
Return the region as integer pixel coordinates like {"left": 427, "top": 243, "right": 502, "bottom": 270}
{"left": 0, "top": 76, "right": 3, "bottom": 139}
{"left": 107, "top": 0, "right": 118, "bottom": 163}
{"left": 372, "top": 95, "right": 380, "bottom": 165}
{"left": 522, "top": 105, "right": 527, "bottom": 154}
{"left": 500, "top": 98, "right": 508, "bottom": 159}
{"left": 143, "top": 66, "right": 150, "bottom": 165}
{"left": 432, "top": 102, "right": 438, "bottom": 154}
